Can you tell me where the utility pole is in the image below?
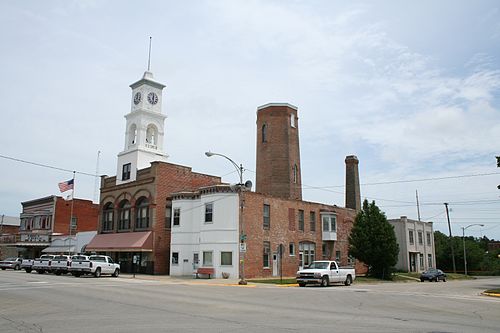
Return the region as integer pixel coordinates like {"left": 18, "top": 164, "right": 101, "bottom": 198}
{"left": 416, "top": 190, "right": 421, "bottom": 222}
{"left": 444, "top": 203, "right": 456, "bottom": 273}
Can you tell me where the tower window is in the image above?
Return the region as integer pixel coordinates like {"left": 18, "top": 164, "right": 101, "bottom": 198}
{"left": 293, "top": 164, "right": 298, "bottom": 183}
{"left": 290, "top": 114, "right": 295, "bottom": 128}
{"left": 122, "top": 163, "right": 131, "bottom": 180}
{"left": 262, "top": 124, "right": 267, "bottom": 143}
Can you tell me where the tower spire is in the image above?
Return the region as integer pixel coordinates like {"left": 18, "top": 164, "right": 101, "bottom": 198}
{"left": 147, "top": 36, "right": 152, "bottom": 71}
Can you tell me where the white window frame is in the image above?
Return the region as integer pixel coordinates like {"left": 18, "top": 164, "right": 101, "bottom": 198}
{"left": 204, "top": 202, "right": 213, "bottom": 223}
{"left": 172, "top": 252, "right": 179, "bottom": 265}
{"left": 173, "top": 208, "right": 180, "bottom": 227}
{"left": 202, "top": 251, "right": 213, "bottom": 267}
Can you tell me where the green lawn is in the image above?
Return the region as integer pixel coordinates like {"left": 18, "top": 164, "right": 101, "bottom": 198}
{"left": 485, "top": 288, "right": 500, "bottom": 294}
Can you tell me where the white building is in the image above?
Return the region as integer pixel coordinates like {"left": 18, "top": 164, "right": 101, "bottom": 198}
{"left": 388, "top": 216, "right": 436, "bottom": 272}
{"left": 169, "top": 185, "right": 239, "bottom": 279}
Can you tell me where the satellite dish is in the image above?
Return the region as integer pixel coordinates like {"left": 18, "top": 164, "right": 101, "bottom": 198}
{"left": 244, "top": 180, "right": 253, "bottom": 191}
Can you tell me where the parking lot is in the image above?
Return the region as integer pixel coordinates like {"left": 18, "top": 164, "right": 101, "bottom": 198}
{"left": 1, "top": 270, "right": 499, "bottom": 332}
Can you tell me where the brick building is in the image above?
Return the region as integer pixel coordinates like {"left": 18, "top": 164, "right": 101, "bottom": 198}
{"left": 170, "top": 103, "right": 367, "bottom": 279}
{"left": 11, "top": 196, "right": 98, "bottom": 258}
{"left": 86, "top": 69, "right": 221, "bottom": 274}
{"left": 0, "top": 215, "right": 21, "bottom": 258}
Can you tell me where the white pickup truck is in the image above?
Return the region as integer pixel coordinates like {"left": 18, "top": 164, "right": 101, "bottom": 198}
{"left": 21, "top": 259, "right": 34, "bottom": 273}
{"left": 51, "top": 255, "right": 72, "bottom": 275}
{"left": 296, "top": 260, "right": 355, "bottom": 287}
{"left": 69, "top": 255, "right": 120, "bottom": 278}
{"left": 32, "top": 254, "right": 55, "bottom": 274}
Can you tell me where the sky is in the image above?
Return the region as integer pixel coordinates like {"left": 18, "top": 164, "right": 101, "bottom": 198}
{"left": 1, "top": 0, "right": 499, "bottom": 240}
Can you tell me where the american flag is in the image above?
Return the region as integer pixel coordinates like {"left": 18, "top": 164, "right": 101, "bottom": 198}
{"left": 58, "top": 179, "right": 74, "bottom": 193}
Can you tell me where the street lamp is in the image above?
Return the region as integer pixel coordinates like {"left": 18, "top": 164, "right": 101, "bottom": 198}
{"left": 205, "top": 151, "right": 247, "bottom": 285}
{"left": 461, "top": 223, "right": 484, "bottom": 275}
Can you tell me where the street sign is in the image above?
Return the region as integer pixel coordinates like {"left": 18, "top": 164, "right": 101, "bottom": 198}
{"left": 239, "top": 243, "right": 247, "bottom": 253}
{"left": 240, "top": 234, "right": 247, "bottom": 241}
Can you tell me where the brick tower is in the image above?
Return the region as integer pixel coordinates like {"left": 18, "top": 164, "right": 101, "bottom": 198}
{"left": 345, "top": 155, "right": 361, "bottom": 211}
{"left": 255, "top": 103, "right": 302, "bottom": 200}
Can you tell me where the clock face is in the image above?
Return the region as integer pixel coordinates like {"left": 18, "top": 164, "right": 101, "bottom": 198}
{"left": 133, "top": 92, "right": 141, "bottom": 105}
{"left": 147, "top": 92, "right": 158, "bottom": 105}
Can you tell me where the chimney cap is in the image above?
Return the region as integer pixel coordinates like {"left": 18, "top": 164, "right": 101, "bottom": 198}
{"left": 345, "top": 155, "right": 359, "bottom": 163}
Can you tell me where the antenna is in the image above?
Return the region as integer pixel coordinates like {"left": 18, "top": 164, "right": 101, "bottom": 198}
{"left": 147, "top": 36, "right": 152, "bottom": 71}
{"left": 93, "top": 150, "right": 101, "bottom": 203}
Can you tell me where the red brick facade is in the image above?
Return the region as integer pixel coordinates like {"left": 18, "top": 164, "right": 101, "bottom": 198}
{"left": 241, "top": 192, "right": 367, "bottom": 278}
{"left": 255, "top": 104, "right": 302, "bottom": 200}
{"left": 99, "top": 161, "right": 221, "bottom": 274}
{"left": 53, "top": 197, "right": 99, "bottom": 234}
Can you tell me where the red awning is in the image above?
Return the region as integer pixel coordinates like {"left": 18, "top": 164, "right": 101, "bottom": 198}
{"left": 86, "top": 231, "right": 153, "bottom": 252}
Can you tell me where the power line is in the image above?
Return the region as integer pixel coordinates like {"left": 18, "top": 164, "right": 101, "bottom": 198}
{"left": 0, "top": 153, "right": 96, "bottom": 177}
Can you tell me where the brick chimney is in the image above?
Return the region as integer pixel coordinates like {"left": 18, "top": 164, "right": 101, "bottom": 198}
{"left": 345, "top": 155, "right": 361, "bottom": 211}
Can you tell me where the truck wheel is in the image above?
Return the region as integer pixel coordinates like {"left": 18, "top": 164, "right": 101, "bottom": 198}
{"left": 112, "top": 269, "right": 120, "bottom": 277}
{"left": 37, "top": 270, "right": 45, "bottom": 274}
{"left": 25, "top": 269, "right": 32, "bottom": 273}
{"left": 14, "top": 265, "right": 21, "bottom": 270}
{"left": 1, "top": 268, "right": 5, "bottom": 270}
{"left": 344, "top": 275, "right": 352, "bottom": 286}
{"left": 298, "top": 283, "right": 306, "bottom": 287}
{"left": 72, "top": 272, "right": 81, "bottom": 277}
{"left": 321, "top": 276, "right": 329, "bottom": 287}
{"left": 94, "top": 268, "right": 101, "bottom": 278}
{"left": 55, "top": 271, "right": 62, "bottom": 276}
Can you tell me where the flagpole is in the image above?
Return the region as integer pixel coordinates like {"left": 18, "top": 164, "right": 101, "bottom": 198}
{"left": 68, "top": 171, "right": 76, "bottom": 255}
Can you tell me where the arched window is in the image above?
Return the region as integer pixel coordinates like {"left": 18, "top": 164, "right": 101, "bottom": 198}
{"left": 118, "top": 200, "right": 131, "bottom": 230}
{"left": 135, "top": 197, "right": 150, "bottom": 229}
{"left": 262, "top": 124, "right": 267, "bottom": 143}
{"left": 146, "top": 124, "right": 158, "bottom": 147}
{"left": 102, "top": 202, "right": 114, "bottom": 232}
{"left": 129, "top": 124, "right": 137, "bottom": 145}
{"left": 293, "top": 164, "right": 298, "bottom": 183}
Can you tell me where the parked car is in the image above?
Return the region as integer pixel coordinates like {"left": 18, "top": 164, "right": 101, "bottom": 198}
{"left": 296, "top": 261, "right": 355, "bottom": 287}
{"left": 420, "top": 268, "right": 447, "bottom": 282}
{"left": 69, "top": 255, "right": 120, "bottom": 278}
{"left": 69, "top": 255, "right": 89, "bottom": 276}
{"left": 0, "top": 257, "right": 23, "bottom": 270}
{"left": 51, "top": 255, "right": 72, "bottom": 275}
{"left": 21, "top": 259, "right": 34, "bottom": 273}
{"left": 32, "top": 254, "right": 55, "bottom": 274}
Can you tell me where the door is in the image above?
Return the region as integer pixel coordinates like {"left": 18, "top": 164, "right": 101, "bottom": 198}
{"left": 409, "top": 253, "right": 416, "bottom": 272}
{"left": 298, "top": 252, "right": 304, "bottom": 270}
{"left": 182, "top": 258, "right": 191, "bottom": 275}
{"left": 329, "top": 262, "right": 341, "bottom": 282}
{"left": 272, "top": 253, "right": 278, "bottom": 276}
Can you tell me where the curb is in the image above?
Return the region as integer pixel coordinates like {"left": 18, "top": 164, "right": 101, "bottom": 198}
{"left": 482, "top": 292, "right": 500, "bottom": 298}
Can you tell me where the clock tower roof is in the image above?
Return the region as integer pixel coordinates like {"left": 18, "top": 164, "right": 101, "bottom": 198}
{"left": 130, "top": 71, "right": 166, "bottom": 90}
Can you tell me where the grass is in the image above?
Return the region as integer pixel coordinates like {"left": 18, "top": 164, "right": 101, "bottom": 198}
{"left": 485, "top": 288, "right": 500, "bottom": 294}
{"left": 393, "top": 272, "right": 475, "bottom": 281}
{"left": 247, "top": 278, "right": 297, "bottom": 285}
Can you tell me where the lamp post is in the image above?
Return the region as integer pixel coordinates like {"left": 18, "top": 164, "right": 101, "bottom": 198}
{"left": 205, "top": 151, "right": 247, "bottom": 285}
{"left": 461, "top": 223, "right": 484, "bottom": 275}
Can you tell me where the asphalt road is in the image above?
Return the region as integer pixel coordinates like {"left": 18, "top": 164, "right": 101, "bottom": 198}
{"left": 0, "top": 271, "right": 499, "bottom": 332}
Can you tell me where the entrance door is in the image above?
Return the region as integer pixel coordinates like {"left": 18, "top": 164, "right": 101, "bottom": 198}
{"left": 272, "top": 253, "right": 278, "bottom": 276}
{"left": 409, "top": 253, "right": 416, "bottom": 272}
{"left": 182, "top": 258, "right": 191, "bottom": 276}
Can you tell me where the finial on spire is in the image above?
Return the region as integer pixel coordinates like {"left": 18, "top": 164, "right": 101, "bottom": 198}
{"left": 147, "top": 36, "right": 152, "bottom": 71}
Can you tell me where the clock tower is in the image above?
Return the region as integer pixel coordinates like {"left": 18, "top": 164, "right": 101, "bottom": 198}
{"left": 116, "top": 70, "right": 168, "bottom": 185}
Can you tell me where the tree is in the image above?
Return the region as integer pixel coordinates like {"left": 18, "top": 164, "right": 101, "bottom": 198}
{"left": 349, "top": 199, "right": 399, "bottom": 279}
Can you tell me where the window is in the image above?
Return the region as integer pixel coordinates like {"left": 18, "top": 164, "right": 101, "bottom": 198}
{"left": 310, "top": 211, "right": 316, "bottom": 232}
{"left": 418, "top": 231, "right": 423, "bottom": 245}
{"left": 348, "top": 255, "right": 355, "bottom": 266}
{"left": 118, "top": 200, "right": 131, "bottom": 230}
{"left": 220, "top": 252, "right": 232, "bottom": 266}
{"left": 293, "top": 164, "right": 298, "bottom": 184}
{"left": 427, "top": 254, "right": 432, "bottom": 268}
{"left": 409, "top": 230, "right": 414, "bottom": 245}
{"left": 173, "top": 208, "right": 180, "bottom": 226}
{"left": 299, "top": 242, "right": 315, "bottom": 267}
{"left": 102, "top": 203, "right": 114, "bottom": 231}
{"left": 289, "top": 242, "right": 295, "bottom": 256}
{"left": 263, "top": 241, "right": 270, "bottom": 268}
{"left": 205, "top": 203, "right": 213, "bottom": 223}
{"left": 122, "top": 163, "right": 131, "bottom": 181}
{"left": 202, "top": 251, "right": 213, "bottom": 266}
{"left": 336, "top": 251, "right": 341, "bottom": 262}
{"left": 262, "top": 124, "right": 267, "bottom": 143}
{"left": 298, "top": 210, "right": 304, "bottom": 231}
{"left": 172, "top": 252, "right": 179, "bottom": 265}
{"left": 263, "top": 204, "right": 270, "bottom": 229}
{"left": 426, "top": 232, "right": 431, "bottom": 246}
{"left": 165, "top": 206, "right": 172, "bottom": 229}
{"left": 71, "top": 217, "right": 77, "bottom": 230}
{"left": 322, "top": 215, "right": 336, "bottom": 232}
{"left": 419, "top": 253, "right": 424, "bottom": 269}
{"left": 290, "top": 113, "right": 295, "bottom": 128}
{"left": 135, "top": 197, "right": 149, "bottom": 229}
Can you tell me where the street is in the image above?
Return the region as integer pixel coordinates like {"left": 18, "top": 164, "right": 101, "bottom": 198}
{"left": 1, "top": 271, "right": 499, "bottom": 332}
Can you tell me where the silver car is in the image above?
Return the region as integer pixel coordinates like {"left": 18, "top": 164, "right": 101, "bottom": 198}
{"left": 0, "top": 257, "right": 23, "bottom": 270}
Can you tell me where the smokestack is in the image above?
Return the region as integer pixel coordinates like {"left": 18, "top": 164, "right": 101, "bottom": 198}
{"left": 345, "top": 155, "right": 361, "bottom": 211}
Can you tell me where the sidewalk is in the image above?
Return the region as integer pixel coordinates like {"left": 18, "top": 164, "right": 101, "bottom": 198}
{"left": 119, "top": 273, "right": 251, "bottom": 286}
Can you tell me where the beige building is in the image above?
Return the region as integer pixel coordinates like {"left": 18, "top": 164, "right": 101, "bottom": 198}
{"left": 388, "top": 216, "right": 436, "bottom": 272}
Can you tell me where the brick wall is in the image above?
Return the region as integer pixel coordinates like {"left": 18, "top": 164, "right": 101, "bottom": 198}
{"left": 53, "top": 198, "right": 99, "bottom": 234}
{"left": 241, "top": 192, "right": 367, "bottom": 278}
